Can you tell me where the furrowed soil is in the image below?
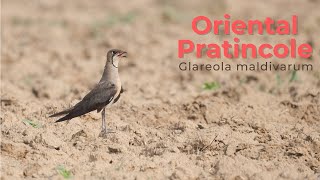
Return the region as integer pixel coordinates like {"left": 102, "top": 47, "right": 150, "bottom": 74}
{"left": 1, "top": 0, "right": 320, "bottom": 179}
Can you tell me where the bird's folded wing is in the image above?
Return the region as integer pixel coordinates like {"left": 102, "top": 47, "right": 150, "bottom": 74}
{"left": 55, "top": 81, "right": 117, "bottom": 122}
{"left": 74, "top": 81, "right": 117, "bottom": 113}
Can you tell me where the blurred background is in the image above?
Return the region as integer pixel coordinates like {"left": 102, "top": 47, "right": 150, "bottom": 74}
{"left": 1, "top": 0, "right": 320, "bottom": 179}
{"left": 2, "top": 0, "right": 320, "bottom": 103}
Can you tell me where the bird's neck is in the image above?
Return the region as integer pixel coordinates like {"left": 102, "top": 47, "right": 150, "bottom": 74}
{"left": 100, "top": 60, "right": 120, "bottom": 83}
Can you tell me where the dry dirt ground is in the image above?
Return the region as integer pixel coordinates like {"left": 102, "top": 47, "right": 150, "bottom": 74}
{"left": 1, "top": 0, "right": 320, "bottom": 179}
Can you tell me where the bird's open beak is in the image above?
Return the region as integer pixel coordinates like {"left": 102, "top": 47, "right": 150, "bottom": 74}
{"left": 118, "top": 51, "right": 127, "bottom": 58}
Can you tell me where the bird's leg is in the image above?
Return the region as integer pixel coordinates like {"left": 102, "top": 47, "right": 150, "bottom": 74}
{"left": 99, "top": 108, "right": 115, "bottom": 137}
{"left": 99, "top": 108, "right": 107, "bottom": 137}
{"left": 101, "top": 108, "right": 106, "bottom": 131}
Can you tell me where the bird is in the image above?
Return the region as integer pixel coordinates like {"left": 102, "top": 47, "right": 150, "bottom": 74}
{"left": 49, "top": 49, "right": 127, "bottom": 137}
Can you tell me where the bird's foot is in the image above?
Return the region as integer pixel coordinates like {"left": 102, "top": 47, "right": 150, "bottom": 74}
{"left": 99, "top": 128, "right": 115, "bottom": 138}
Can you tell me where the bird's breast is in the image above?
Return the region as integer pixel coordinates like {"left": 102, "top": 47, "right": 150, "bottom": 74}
{"left": 114, "top": 78, "right": 121, "bottom": 101}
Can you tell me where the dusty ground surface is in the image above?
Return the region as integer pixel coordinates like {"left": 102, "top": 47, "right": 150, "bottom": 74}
{"left": 1, "top": 0, "right": 320, "bottom": 179}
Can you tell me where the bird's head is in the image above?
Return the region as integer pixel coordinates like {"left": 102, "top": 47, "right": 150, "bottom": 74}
{"left": 107, "top": 49, "right": 127, "bottom": 68}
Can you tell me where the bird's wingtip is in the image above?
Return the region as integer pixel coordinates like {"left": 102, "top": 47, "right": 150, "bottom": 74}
{"left": 49, "top": 108, "right": 73, "bottom": 118}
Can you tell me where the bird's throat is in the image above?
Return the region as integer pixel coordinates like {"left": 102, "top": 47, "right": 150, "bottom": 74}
{"left": 112, "top": 59, "right": 118, "bottom": 68}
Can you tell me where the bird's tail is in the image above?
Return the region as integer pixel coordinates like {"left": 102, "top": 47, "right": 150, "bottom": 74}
{"left": 49, "top": 107, "right": 73, "bottom": 118}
